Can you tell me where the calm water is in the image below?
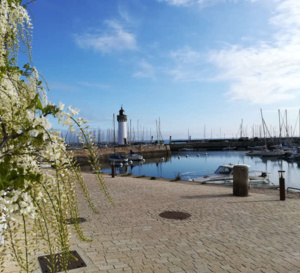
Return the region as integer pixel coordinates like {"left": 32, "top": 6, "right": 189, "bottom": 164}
{"left": 102, "top": 151, "right": 300, "bottom": 188}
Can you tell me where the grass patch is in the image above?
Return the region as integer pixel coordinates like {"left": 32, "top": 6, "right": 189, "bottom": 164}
{"left": 150, "top": 177, "right": 156, "bottom": 180}
{"left": 136, "top": 175, "right": 146, "bottom": 178}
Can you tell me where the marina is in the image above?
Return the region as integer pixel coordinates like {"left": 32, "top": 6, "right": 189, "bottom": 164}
{"left": 99, "top": 150, "right": 300, "bottom": 189}
{"left": 4, "top": 2, "right": 300, "bottom": 273}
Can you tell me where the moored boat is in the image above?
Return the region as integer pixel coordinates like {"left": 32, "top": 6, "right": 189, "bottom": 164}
{"left": 185, "top": 163, "right": 269, "bottom": 185}
{"left": 222, "top": 146, "right": 236, "bottom": 151}
{"left": 179, "top": 148, "right": 194, "bottom": 151}
{"left": 245, "top": 145, "right": 268, "bottom": 156}
{"left": 109, "top": 154, "right": 128, "bottom": 164}
{"left": 261, "top": 148, "right": 286, "bottom": 157}
{"left": 126, "top": 150, "right": 144, "bottom": 161}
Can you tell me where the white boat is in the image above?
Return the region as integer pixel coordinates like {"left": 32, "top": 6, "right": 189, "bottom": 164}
{"left": 245, "top": 150, "right": 265, "bottom": 156}
{"left": 186, "top": 163, "right": 269, "bottom": 184}
{"left": 246, "top": 146, "right": 286, "bottom": 157}
{"left": 126, "top": 150, "right": 144, "bottom": 161}
{"left": 109, "top": 154, "right": 128, "bottom": 163}
{"left": 245, "top": 145, "right": 268, "bottom": 156}
{"left": 247, "top": 145, "right": 267, "bottom": 150}
{"left": 261, "top": 148, "right": 286, "bottom": 157}
{"left": 222, "top": 146, "right": 236, "bottom": 151}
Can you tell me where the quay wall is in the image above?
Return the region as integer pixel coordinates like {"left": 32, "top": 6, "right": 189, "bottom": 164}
{"left": 71, "top": 144, "right": 170, "bottom": 165}
{"left": 169, "top": 138, "right": 300, "bottom": 151}
{"left": 170, "top": 141, "right": 266, "bottom": 151}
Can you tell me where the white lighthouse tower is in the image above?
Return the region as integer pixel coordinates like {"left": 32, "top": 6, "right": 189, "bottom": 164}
{"left": 117, "top": 107, "right": 127, "bottom": 145}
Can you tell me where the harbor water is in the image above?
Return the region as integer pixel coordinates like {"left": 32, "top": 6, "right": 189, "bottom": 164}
{"left": 100, "top": 151, "right": 300, "bottom": 189}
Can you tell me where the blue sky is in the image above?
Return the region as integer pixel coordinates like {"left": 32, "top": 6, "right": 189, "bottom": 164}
{"left": 29, "top": 0, "right": 300, "bottom": 140}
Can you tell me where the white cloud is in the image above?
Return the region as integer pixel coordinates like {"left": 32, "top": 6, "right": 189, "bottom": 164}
{"left": 168, "top": 47, "right": 212, "bottom": 81}
{"left": 118, "top": 4, "right": 131, "bottom": 23}
{"left": 270, "top": 0, "right": 300, "bottom": 44}
{"left": 157, "top": 0, "right": 242, "bottom": 8}
{"left": 157, "top": 0, "right": 194, "bottom": 6}
{"left": 209, "top": 43, "right": 300, "bottom": 103}
{"left": 133, "top": 60, "right": 155, "bottom": 79}
{"left": 208, "top": 0, "right": 300, "bottom": 104}
{"left": 75, "top": 20, "right": 137, "bottom": 53}
{"left": 170, "top": 47, "right": 202, "bottom": 64}
{"left": 168, "top": 0, "right": 300, "bottom": 104}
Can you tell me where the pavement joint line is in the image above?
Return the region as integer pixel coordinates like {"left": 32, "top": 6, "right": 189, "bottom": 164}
{"left": 4, "top": 173, "right": 300, "bottom": 273}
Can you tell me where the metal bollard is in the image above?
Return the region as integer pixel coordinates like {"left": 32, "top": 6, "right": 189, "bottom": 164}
{"left": 278, "top": 170, "right": 285, "bottom": 201}
{"left": 111, "top": 162, "right": 115, "bottom": 178}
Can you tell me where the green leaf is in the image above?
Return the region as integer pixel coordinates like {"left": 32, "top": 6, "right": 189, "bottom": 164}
{"left": 36, "top": 98, "right": 43, "bottom": 111}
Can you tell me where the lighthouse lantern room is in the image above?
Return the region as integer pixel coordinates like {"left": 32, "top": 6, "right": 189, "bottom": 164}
{"left": 117, "top": 107, "right": 127, "bottom": 145}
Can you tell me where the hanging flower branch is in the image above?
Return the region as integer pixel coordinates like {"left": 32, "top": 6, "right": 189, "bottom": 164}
{"left": 0, "top": 1, "right": 112, "bottom": 272}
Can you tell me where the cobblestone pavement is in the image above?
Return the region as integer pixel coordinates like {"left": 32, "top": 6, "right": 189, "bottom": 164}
{"left": 4, "top": 173, "right": 300, "bottom": 273}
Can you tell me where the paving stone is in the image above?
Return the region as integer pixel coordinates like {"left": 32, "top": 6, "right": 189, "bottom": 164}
{"left": 4, "top": 173, "right": 300, "bottom": 273}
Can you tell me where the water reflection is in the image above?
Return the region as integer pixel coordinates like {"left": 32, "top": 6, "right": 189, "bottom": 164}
{"left": 97, "top": 151, "right": 300, "bottom": 189}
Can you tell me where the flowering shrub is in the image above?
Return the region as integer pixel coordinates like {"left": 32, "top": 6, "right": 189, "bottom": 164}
{"left": 0, "top": 1, "right": 112, "bottom": 272}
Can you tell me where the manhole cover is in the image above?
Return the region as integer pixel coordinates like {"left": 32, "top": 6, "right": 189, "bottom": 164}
{"left": 159, "top": 211, "right": 191, "bottom": 220}
{"left": 38, "top": 250, "right": 87, "bottom": 273}
{"left": 65, "top": 217, "right": 87, "bottom": 224}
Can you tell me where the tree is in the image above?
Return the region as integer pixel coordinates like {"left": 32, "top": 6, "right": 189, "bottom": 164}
{"left": 0, "top": 1, "right": 112, "bottom": 272}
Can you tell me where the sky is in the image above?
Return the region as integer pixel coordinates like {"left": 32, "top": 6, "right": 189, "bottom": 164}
{"left": 28, "top": 0, "right": 300, "bottom": 140}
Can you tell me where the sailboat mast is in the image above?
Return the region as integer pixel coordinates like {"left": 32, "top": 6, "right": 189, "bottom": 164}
{"left": 130, "top": 119, "right": 132, "bottom": 143}
{"left": 159, "top": 117, "right": 163, "bottom": 141}
{"left": 285, "top": 109, "right": 289, "bottom": 138}
{"left": 240, "top": 119, "right": 243, "bottom": 138}
{"left": 278, "top": 109, "right": 281, "bottom": 138}
{"left": 137, "top": 120, "right": 139, "bottom": 142}
{"left": 260, "top": 109, "right": 267, "bottom": 145}
{"left": 156, "top": 120, "right": 158, "bottom": 141}
{"left": 113, "top": 113, "right": 116, "bottom": 144}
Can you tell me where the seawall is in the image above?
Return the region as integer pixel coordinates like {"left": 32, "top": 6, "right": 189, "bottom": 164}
{"left": 71, "top": 144, "right": 170, "bottom": 165}
{"left": 170, "top": 137, "right": 300, "bottom": 151}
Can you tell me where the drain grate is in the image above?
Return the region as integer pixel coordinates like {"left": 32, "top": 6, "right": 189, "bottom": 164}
{"left": 159, "top": 211, "right": 191, "bottom": 220}
{"left": 65, "top": 217, "right": 87, "bottom": 224}
{"left": 38, "top": 250, "right": 87, "bottom": 273}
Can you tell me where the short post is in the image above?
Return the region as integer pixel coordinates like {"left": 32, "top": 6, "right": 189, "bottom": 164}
{"left": 111, "top": 162, "right": 115, "bottom": 178}
{"left": 278, "top": 170, "right": 285, "bottom": 201}
{"left": 233, "top": 165, "right": 249, "bottom": 197}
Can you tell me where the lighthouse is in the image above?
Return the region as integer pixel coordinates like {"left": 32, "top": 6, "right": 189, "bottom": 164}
{"left": 117, "top": 107, "right": 127, "bottom": 145}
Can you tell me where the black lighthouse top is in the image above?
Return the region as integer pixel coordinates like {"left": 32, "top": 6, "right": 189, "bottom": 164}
{"left": 117, "top": 107, "right": 127, "bottom": 122}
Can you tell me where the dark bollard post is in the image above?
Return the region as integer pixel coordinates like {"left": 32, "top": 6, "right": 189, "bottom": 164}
{"left": 278, "top": 170, "right": 285, "bottom": 201}
{"left": 111, "top": 162, "right": 115, "bottom": 178}
{"left": 233, "top": 165, "right": 249, "bottom": 197}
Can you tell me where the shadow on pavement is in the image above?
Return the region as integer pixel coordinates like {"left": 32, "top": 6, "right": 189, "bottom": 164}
{"left": 181, "top": 194, "right": 233, "bottom": 199}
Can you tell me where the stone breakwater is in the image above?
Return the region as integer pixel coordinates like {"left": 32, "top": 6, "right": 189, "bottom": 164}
{"left": 70, "top": 144, "right": 171, "bottom": 165}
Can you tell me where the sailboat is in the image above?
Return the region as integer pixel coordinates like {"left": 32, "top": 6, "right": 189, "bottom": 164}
{"left": 260, "top": 109, "right": 285, "bottom": 157}
{"left": 126, "top": 149, "right": 144, "bottom": 161}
